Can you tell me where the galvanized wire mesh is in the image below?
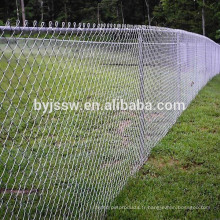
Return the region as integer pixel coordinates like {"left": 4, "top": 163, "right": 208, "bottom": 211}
{"left": 0, "top": 21, "right": 219, "bottom": 219}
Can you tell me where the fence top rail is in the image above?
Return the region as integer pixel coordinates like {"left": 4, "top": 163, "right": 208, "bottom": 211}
{"left": 0, "top": 25, "right": 179, "bottom": 34}
{"left": 0, "top": 21, "right": 219, "bottom": 46}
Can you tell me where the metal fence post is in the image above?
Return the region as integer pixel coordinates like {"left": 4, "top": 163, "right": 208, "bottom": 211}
{"left": 138, "top": 30, "right": 145, "bottom": 164}
{"left": 195, "top": 38, "right": 198, "bottom": 93}
{"left": 177, "top": 31, "right": 181, "bottom": 108}
{"left": 205, "top": 40, "right": 207, "bottom": 83}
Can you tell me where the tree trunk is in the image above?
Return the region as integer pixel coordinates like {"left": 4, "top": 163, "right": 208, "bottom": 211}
{"left": 41, "top": 0, "right": 44, "bottom": 21}
{"left": 144, "top": 0, "right": 151, "bottom": 26}
{"left": 64, "top": 1, "right": 68, "bottom": 24}
{"left": 51, "top": 0, "right": 54, "bottom": 21}
{"left": 20, "top": 0, "right": 25, "bottom": 26}
{"left": 16, "top": 0, "right": 20, "bottom": 20}
{"left": 120, "top": 1, "right": 124, "bottom": 24}
{"left": 202, "top": 0, "right": 205, "bottom": 36}
{"left": 97, "top": 3, "right": 100, "bottom": 24}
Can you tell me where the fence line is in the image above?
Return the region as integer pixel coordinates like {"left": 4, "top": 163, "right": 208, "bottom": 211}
{"left": 0, "top": 22, "right": 220, "bottom": 219}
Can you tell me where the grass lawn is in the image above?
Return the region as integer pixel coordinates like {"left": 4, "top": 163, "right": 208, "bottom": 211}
{"left": 107, "top": 74, "right": 220, "bottom": 220}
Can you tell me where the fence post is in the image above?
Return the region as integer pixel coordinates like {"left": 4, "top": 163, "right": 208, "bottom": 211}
{"left": 216, "top": 46, "right": 217, "bottom": 75}
{"left": 177, "top": 31, "right": 181, "bottom": 110}
{"left": 210, "top": 44, "right": 212, "bottom": 79}
{"left": 205, "top": 40, "right": 207, "bottom": 84}
{"left": 195, "top": 38, "right": 198, "bottom": 93}
{"left": 219, "top": 47, "right": 220, "bottom": 73}
{"left": 138, "top": 30, "right": 145, "bottom": 164}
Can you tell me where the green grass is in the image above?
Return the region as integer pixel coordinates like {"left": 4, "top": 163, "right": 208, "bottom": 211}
{"left": 107, "top": 74, "right": 220, "bottom": 220}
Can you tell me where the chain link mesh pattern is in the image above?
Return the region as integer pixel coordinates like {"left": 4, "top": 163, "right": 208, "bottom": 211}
{"left": 0, "top": 21, "right": 219, "bottom": 219}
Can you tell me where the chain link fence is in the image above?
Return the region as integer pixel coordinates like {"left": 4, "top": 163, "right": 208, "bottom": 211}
{"left": 0, "top": 21, "right": 219, "bottom": 219}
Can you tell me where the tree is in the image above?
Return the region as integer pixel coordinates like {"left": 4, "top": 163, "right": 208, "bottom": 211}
{"left": 202, "top": 0, "right": 205, "bottom": 36}
{"left": 144, "top": 0, "right": 151, "bottom": 25}
{"left": 20, "top": 0, "right": 26, "bottom": 26}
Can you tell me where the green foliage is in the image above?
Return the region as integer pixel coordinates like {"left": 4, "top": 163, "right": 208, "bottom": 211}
{"left": 0, "top": 0, "right": 220, "bottom": 37}
{"left": 153, "top": 0, "right": 220, "bottom": 41}
{"left": 216, "top": 30, "right": 220, "bottom": 40}
{"left": 154, "top": 0, "right": 201, "bottom": 32}
{"left": 0, "top": 1, "right": 219, "bottom": 39}
{"left": 100, "top": 0, "right": 120, "bottom": 23}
